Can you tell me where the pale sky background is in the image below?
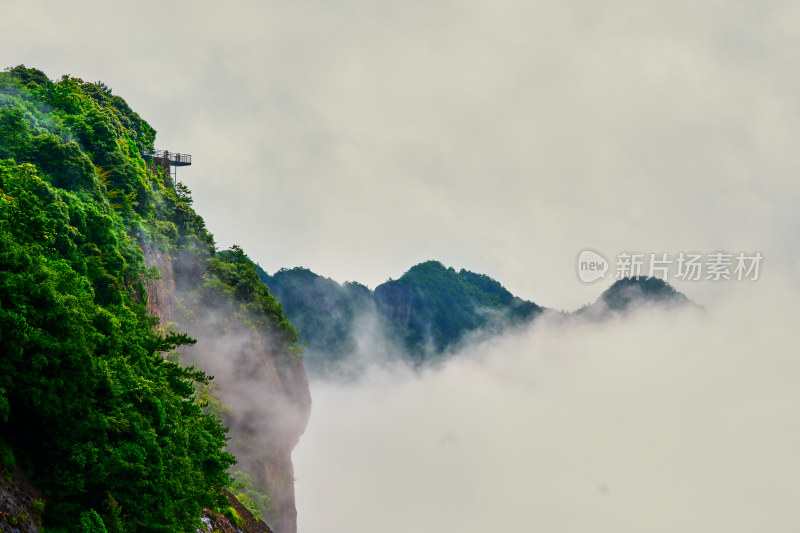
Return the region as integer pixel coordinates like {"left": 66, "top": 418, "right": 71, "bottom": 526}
{"left": 4, "top": 0, "right": 799, "bottom": 310}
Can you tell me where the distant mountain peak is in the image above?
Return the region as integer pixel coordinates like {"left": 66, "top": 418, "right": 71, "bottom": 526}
{"left": 586, "top": 277, "right": 698, "bottom": 315}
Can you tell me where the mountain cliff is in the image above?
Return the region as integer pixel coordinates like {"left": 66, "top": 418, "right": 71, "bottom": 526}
{"left": 0, "top": 66, "right": 308, "bottom": 533}
{"left": 148, "top": 245, "right": 310, "bottom": 533}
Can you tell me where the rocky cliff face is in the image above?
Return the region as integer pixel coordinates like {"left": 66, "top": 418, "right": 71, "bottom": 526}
{"left": 0, "top": 467, "right": 43, "bottom": 533}
{"left": 143, "top": 246, "right": 177, "bottom": 324}
{"left": 199, "top": 489, "right": 275, "bottom": 533}
{"left": 144, "top": 248, "right": 310, "bottom": 533}
{"left": 374, "top": 282, "right": 414, "bottom": 325}
{"left": 0, "top": 468, "right": 274, "bottom": 533}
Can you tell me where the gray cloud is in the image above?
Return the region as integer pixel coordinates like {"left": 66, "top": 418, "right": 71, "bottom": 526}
{"left": 294, "top": 276, "right": 798, "bottom": 533}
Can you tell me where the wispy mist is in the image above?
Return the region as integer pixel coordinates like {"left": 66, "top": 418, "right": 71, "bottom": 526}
{"left": 294, "top": 276, "right": 798, "bottom": 533}
{"left": 152, "top": 247, "right": 310, "bottom": 533}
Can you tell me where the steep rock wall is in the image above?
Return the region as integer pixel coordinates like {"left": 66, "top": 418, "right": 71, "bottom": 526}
{"left": 199, "top": 489, "right": 274, "bottom": 533}
{"left": 374, "top": 282, "right": 414, "bottom": 325}
{"left": 0, "top": 467, "right": 43, "bottom": 533}
{"left": 143, "top": 246, "right": 176, "bottom": 325}
{"left": 143, "top": 247, "right": 310, "bottom": 533}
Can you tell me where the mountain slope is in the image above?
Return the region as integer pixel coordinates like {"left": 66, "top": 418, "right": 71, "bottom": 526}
{"left": 259, "top": 267, "right": 374, "bottom": 373}
{"left": 0, "top": 66, "right": 308, "bottom": 533}
{"left": 261, "top": 265, "right": 698, "bottom": 375}
{"left": 375, "top": 260, "right": 543, "bottom": 358}
{"left": 578, "top": 276, "right": 700, "bottom": 318}
{"left": 260, "top": 260, "right": 545, "bottom": 371}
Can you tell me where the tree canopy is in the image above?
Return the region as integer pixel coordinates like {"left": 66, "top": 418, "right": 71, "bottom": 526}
{"left": 0, "top": 65, "right": 294, "bottom": 533}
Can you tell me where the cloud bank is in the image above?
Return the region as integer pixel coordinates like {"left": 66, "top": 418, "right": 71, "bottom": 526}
{"left": 294, "top": 277, "right": 798, "bottom": 533}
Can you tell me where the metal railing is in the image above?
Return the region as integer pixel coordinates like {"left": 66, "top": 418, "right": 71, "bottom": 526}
{"left": 142, "top": 149, "right": 192, "bottom": 166}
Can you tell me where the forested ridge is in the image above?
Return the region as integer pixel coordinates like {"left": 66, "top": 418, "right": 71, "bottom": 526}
{"left": 260, "top": 261, "right": 696, "bottom": 375}
{"left": 260, "top": 260, "right": 545, "bottom": 373}
{"left": 0, "top": 66, "right": 297, "bottom": 533}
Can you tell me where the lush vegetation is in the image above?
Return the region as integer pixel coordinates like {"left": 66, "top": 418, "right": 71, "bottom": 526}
{"left": 259, "top": 261, "right": 701, "bottom": 374}
{"left": 375, "top": 261, "right": 542, "bottom": 357}
{"left": 208, "top": 248, "right": 298, "bottom": 347}
{"left": 0, "top": 65, "right": 294, "bottom": 532}
{"left": 259, "top": 261, "right": 543, "bottom": 370}
{"left": 182, "top": 248, "right": 305, "bottom": 524}
{"left": 585, "top": 276, "right": 695, "bottom": 314}
{"left": 259, "top": 267, "right": 373, "bottom": 372}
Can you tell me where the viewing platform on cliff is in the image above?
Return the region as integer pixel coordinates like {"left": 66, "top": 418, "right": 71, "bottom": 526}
{"left": 142, "top": 149, "right": 191, "bottom": 180}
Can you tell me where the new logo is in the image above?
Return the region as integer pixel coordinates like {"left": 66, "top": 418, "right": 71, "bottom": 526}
{"left": 577, "top": 249, "right": 608, "bottom": 283}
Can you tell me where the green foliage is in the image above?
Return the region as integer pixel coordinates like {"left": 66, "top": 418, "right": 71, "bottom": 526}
{"left": 0, "top": 106, "right": 31, "bottom": 158}
{"left": 260, "top": 266, "right": 375, "bottom": 372}
{"left": 203, "top": 246, "right": 297, "bottom": 346}
{"left": 262, "top": 261, "right": 543, "bottom": 368}
{"left": 0, "top": 387, "right": 9, "bottom": 423}
{"left": 232, "top": 493, "right": 261, "bottom": 521}
{"left": 0, "top": 439, "right": 15, "bottom": 469}
{"left": 0, "top": 65, "right": 311, "bottom": 532}
{"left": 375, "top": 260, "right": 543, "bottom": 358}
{"left": 0, "top": 68, "right": 237, "bottom": 533}
{"left": 78, "top": 510, "right": 107, "bottom": 533}
{"left": 594, "top": 276, "right": 693, "bottom": 313}
{"left": 0, "top": 66, "right": 184, "bottom": 239}
{"left": 221, "top": 507, "right": 244, "bottom": 528}
{"left": 30, "top": 134, "right": 98, "bottom": 191}
{"left": 101, "top": 493, "right": 124, "bottom": 533}
{"left": 0, "top": 161, "right": 234, "bottom": 532}
{"left": 230, "top": 469, "right": 272, "bottom": 522}
{"left": 4, "top": 65, "right": 51, "bottom": 87}
{"left": 11, "top": 511, "right": 30, "bottom": 525}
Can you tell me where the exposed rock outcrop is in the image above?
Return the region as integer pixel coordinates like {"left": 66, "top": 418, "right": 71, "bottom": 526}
{"left": 144, "top": 247, "right": 310, "bottom": 533}
{"left": 199, "top": 489, "right": 274, "bottom": 533}
{"left": 374, "top": 282, "right": 414, "bottom": 325}
{"left": 143, "top": 245, "right": 176, "bottom": 324}
{"left": 0, "top": 466, "right": 275, "bottom": 533}
{"left": 0, "top": 467, "right": 43, "bottom": 533}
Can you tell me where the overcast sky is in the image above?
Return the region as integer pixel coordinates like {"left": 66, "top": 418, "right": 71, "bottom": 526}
{"left": 3, "top": 0, "right": 799, "bottom": 310}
